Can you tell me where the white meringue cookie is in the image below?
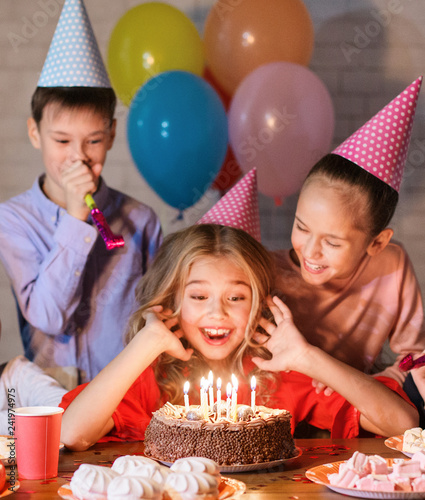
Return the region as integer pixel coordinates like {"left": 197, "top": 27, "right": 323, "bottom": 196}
{"left": 107, "top": 475, "right": 163, "bottom": 500}
{"left": 112, "top": 455, "right": 159, "bottom": 475}
{"left": 165, "top": 471, "right": 219, "bottom": 500}
{"left": 71, "top": 463, "right": 119, "bottom": 500}
{"left": 171, "top": 458, "right": 220, "bottom": 478}
{"left": 129, "top": 463, "right": 170, "bottom": 485}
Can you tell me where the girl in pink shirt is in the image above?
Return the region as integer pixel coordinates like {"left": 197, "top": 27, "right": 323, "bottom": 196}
{"left": 273, "top": 78, "right": 425, "bottom": 423}
{"left": 274, "top": 153, "right": 425, "bottom": 420}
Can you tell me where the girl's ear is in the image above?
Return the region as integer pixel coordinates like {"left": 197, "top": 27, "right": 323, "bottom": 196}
{"left": 366, "top": 228, "right": 394, "bottom": 257}
{"left": 27, "top": 117, "right": 41, "bottom": 149}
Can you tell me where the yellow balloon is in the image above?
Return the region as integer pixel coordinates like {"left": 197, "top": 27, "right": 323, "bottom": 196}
{"left": 108, "top": 2, "right": 205, "bottom": 106}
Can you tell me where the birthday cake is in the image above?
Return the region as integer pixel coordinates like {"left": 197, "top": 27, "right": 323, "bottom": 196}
{"left": 144, "top": 403, "right": 295, "bottom": 466}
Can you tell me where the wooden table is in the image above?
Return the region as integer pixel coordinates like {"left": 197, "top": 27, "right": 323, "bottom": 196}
{"left": 6, "top": 438, "right": 406, "bottom": 499}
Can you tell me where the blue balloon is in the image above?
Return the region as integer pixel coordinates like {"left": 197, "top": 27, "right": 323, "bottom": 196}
{"left": 127, "top": 71, "right": 228, "bottom": 210}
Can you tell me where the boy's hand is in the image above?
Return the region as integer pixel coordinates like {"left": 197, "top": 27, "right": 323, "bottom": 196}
{"left": 312, "top": 379, "right": 335, "bottom": 396}
{"left": 143, "top": 306, "right": 193, "bottom": 362}
{"left": 252, "top": 296, "right": 311, "bottom": 373}
{"left": 61, "top": 161, "right": 102, "bottom": 221}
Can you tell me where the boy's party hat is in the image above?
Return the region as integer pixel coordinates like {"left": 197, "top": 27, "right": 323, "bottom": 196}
{"left": 332, "top": 76, "right": 422, "bottom": 192}
{"left": 38, "top": 0, "right": 111, "bottom": 88}
{"left": 197, "top": 168, "right": 261, "bottom": 241}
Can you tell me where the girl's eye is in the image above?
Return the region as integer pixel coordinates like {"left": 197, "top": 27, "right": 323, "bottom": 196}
{"left": 326, "top": 240, "right": 341, "bottom": 248}
{"left": 295, "top": 223, "right": 308, "bottom": 233}
{"left": 191, "top": 295, "right": 207, "bottom": 301}
{"left": 228, "top": 296, "right": 244, "bottom": 302}
{"left": 88, "top": 139, "right": 102, "bottom": 145}
{"left": 55, "top": 139, "right": 69, "bottom": 144}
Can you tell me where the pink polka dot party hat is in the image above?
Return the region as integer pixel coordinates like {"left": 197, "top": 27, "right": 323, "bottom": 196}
{"left": 197, "top": 168, "right": 261, "bottom": 241}
{"left": 38, "top": 0, "right": 111, "bottom": 88}
{"left": 332, "top": 76, "right": 422, "bottom": 192}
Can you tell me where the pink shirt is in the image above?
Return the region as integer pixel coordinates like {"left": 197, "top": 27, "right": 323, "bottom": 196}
{"left": 272, "top": 242, "right": 425, "bottom": 389}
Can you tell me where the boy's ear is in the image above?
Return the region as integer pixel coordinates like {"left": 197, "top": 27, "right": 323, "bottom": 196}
{"left": 27, "top": 117, "right": 41, "bottom": 149}
{"left": 366, "top": 228, "right": 394, "bottom": 257}
{"left": 107, "top": 119, "right": 117, "bottom": 150}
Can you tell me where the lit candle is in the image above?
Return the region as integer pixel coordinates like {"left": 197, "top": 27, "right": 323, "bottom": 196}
{"left": 200, "top": 377, "right": 209, "bottom": 419}
{"left": 216, "top": 377, "right": 222, "bottom": 417}
{"left": 251, "top": 376, "right": 256, "bottom": 413}
{"left": 226, "top": 382, "right": 232, "bottom": 420}
{"left": 184, "top": 381, "right": 190, "bottom": 413}
{"left": 231, "top": 374, "right": 238, "bottom": 422}
{"left": 208, "top": 371, "right": 214, "bottom": 411}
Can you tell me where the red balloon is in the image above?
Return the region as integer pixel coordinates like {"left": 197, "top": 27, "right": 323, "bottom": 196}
{"left": 203, "top": 67, "right": 232, "bottom": 110}
{"left": 212, "top": 147, "right": 242, "bottom": 192}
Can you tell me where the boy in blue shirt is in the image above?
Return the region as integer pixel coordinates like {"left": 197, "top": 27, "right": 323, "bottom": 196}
{"left": 0, "top": 0, "right": 162, "bottom": 386}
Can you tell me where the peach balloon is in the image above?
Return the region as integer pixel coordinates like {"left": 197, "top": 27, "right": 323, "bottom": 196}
{"left": 204, "top": 0, "right": 314, "bottom": 96}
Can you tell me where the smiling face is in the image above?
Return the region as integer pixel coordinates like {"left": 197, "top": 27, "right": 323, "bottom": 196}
{"left": 179, "top": 255, "right": 253, "bottom": 368}
{"left": 27, "top": 102, "right": 115, "bottom": 205}
{"left": 291, "top": 179, "right": 374, "bottom": 288}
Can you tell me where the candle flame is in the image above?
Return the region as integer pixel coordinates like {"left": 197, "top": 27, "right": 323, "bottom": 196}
{"left": 184, "top": 381, "right": 190, "bottom": 394}
{"left": 231, "top": 373, "right": 238, "bottom": 392}
{"left": 217, "top": 377, "right": 222, "bottom": 390}
{"left": 251, "top": 375, "right": 256, "bottom": 391}
{"left": 208, "top": 370, "right": 213, "bottom": 386}
{"left": 200, "top": 377, "right": 206, "bottom": 391}
{"left": 226, "top": 382, "right": 232, "bottom": 398}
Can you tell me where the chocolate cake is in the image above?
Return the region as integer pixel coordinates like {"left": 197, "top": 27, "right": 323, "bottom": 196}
{"left": 144, "top": 403, "right": 295, "bottom": 466}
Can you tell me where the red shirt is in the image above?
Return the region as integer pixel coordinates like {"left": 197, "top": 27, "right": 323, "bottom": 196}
{"left": 60, "top": 364, "right": 412, "bottom": 442}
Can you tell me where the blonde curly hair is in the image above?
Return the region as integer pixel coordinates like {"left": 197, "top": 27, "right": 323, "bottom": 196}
{"left": 126, "top": 224, "right": 277, "bottom": 404}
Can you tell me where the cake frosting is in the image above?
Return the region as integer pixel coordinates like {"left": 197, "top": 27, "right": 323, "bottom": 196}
{"left": 71, "top": 463, "right": 119, "bottom": 499}
{"left": 144, "top": 402, "right": 295, "bottom": 465}
{"left": 170, "top": 458, "right": 221, "bottom": 478}
{"left": 165, "top": 471, "right": 219, "bottom": 500}
{"left": 107, "top": 475, "right": 163, "bottom": 500}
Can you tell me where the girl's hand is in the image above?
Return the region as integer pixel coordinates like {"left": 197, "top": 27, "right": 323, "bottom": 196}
{"left": 142, "top": 306, "right": 193, "bottom": 361}
{"left": 252, "top": 296, "right": 310, "bottom": 373}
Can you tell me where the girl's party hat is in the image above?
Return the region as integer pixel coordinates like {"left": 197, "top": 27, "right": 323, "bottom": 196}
{"left": 197, "top": 168, "right": 261, "bottom": 241}
{"left": 38, "top": 0, "right": 111, "bottom": 88}
{"left": 332, "top": 77, "right": 422, "bottom": 192}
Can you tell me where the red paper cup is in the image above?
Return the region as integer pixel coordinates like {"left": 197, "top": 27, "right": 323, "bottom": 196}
{"left": 14, "top": 406, "right": 64, "bottom": 480}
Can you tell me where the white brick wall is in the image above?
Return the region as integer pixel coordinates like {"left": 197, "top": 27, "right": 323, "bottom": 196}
{"left": 0, "top": 0, "right": 424, "bottom": 363}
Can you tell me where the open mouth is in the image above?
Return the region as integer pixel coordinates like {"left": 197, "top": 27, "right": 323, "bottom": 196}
{"left": 201, "top": 328, "right": 231, "bottom": 341}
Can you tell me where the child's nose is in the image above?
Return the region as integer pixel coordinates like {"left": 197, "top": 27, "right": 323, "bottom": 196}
{"left": 69, "top": 143, "right": 89, "bottom": 163}
{"left": 208, "top": 298, "right": 227, "bottom": 319}
{"left": 304, "top": 236, "right": 322, "bottom": 259}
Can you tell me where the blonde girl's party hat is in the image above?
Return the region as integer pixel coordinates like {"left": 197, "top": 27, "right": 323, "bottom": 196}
{"left": 197, "top": 168, "right": 261, "bottom": 242}
{"left": 38, "top": 0, "right": 111, "bottom": 88}
{"left": 332, "top": 76, "right": 422, "bottom": 192}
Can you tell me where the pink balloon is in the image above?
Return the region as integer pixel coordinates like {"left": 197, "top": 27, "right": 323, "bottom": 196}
{"left": 228, "top": 62, "right": 335, "bottom": 199}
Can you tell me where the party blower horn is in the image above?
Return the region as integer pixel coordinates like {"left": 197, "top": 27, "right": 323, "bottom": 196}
{"left": 85, "top": 194, "right": 125, "bottom": 250}
{"left": 399, "top": 353, "right": 425, "bottom": 371}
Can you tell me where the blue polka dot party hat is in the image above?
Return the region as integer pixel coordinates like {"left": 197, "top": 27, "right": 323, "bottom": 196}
{"left": 38, "top": 0, "right": 111, "bottom": 88}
